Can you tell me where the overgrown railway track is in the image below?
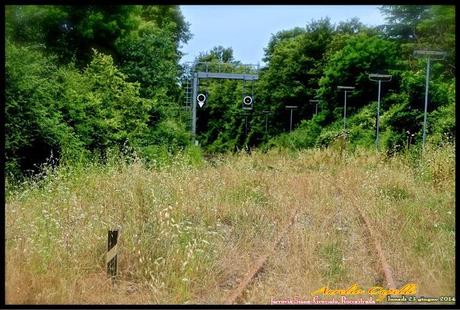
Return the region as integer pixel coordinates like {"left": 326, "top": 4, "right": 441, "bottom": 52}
{"left": 223, "top": 194, "right": 396, "bottom": 304}
{"left": 223, "top": 207, "right": 299, "bottom": 304}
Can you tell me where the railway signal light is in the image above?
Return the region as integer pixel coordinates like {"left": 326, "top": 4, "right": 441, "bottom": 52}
{"left": 243, "top": 95, "right": 253, "bottom": 110}
{"left": 197, "top": 93, "right": 206, "bottom": 108}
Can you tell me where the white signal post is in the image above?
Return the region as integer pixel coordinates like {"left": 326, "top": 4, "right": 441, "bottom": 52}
{"left": 368, "top": 74, "right": 392, "bottom": 151}
{"left": 413, "top": 50, "right": 446, "bottom": 149}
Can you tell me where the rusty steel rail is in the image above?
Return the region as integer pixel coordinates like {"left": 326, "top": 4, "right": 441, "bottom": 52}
{"left": 223, "top": 208, "right": 298, "bottom": 304}
{"left": 355, "top": 204, "right": 396, "bottom": 290}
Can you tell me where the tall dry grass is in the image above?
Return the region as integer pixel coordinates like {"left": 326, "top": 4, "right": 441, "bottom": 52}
{"left": 5, "top": 143, "right": 455, "bottom": 304}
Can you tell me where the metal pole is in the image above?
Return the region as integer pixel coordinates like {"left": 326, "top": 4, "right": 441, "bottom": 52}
{"left": 315, "top": 103, "right": 318, "bottom": 115}
{"left": 422, "top": 57, "right": 431, "bottom": 149}
{"left": 343, "top": 90, "right": 347, "bottom": 130}
{"left": 289, "top": 109, "right": 293, "bottom": 132}
{"left": 191, "top": 72, "right": 198, "bottom": 144}
{"left": 376, "top": 80, "right": 381, "bottom": 151}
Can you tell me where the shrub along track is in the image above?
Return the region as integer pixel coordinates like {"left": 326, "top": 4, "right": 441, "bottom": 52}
{"left": 222, "top": 175, "right": 396, "bottom": 304}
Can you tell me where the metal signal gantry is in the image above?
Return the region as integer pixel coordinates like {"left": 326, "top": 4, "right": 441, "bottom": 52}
{"left": 189, "top": 62, "right": 259, "bottom": 145}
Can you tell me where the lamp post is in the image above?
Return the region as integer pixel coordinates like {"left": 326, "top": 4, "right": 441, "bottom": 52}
{"left": 285, "top": 106, "right": 298, "bottom": 132}
{"left": 413, "top": 49, "right": 446, "bottom": 149}
{"left": 337, "top": 86, "right": 355, "bottom": 131}
{"left": 368, "top": 74, "right": 392, "bottom": 151}
{"left": 309, "top": 99, "right": 320, "bottom": 115}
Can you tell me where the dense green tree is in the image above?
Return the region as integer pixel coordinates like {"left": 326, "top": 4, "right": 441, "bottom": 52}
{"left": 318, "top": 34, "right": 401, "bottom": 112}
{"left": 5, "top": 5, "right": 192, "bottom": 176}
{"left": 5, "top": 42, "right": 154, "bottom": 174}
{"left": 196, "top": 46, "right": 238, "bottom": 64}
{"left": 263, "top": 27, "right": 306, "bottom": 63}
{"left": 257, "top": 18, "right": 337, "bottom": 135}
{"left": 6, "top": 5, "right": 191, "bottom": 98}
{"left": 379, "top": 5, "right": 431, "bottom": 41}
{"left": 6, "top": 5, "right": 142, "bottom": 65}
{"left": 416, "top": 5, "right": 456, "bottom": 74}
{"left": 116, "top": 25, "right": 181, "bottom": 100}
{"left": 336, "top": 18, "right": 366, "bottom": 35}
{"left": 116, "top": 5, "right": 191, "bottom": 102}
{"left": 5, "top": 41, "right": 75, "bottom": 175}
{"left": 140, "top": 5, "right": 192, "bottom": 46}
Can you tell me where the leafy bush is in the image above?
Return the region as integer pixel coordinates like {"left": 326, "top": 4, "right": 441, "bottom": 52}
{"left": 6, "top": 42, "right": 189, "bottom": 177}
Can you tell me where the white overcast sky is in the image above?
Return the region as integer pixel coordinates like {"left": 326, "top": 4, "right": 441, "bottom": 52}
{"left": 179, "top": 5, "right": 386, "bottom": 65}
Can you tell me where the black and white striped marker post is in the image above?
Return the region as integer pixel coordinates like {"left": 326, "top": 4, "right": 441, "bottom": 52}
{"left": 107, "top": 229, "right": 118, "bottom": 279}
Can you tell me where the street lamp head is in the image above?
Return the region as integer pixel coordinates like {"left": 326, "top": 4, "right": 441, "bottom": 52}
{"left": 337, "top": 86, "right": 355, "bottom": 91}
{"left": 285, "top": 105, "right": 298, "bottom": 109}
{"left": 309, "top": 99, "right": 320, "bottom": 103}
{"left": 368, "top": 74, "right": 392, "bottom": 82}
{"left": 414, "top": 49, "right": 447, "bottom": 60}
